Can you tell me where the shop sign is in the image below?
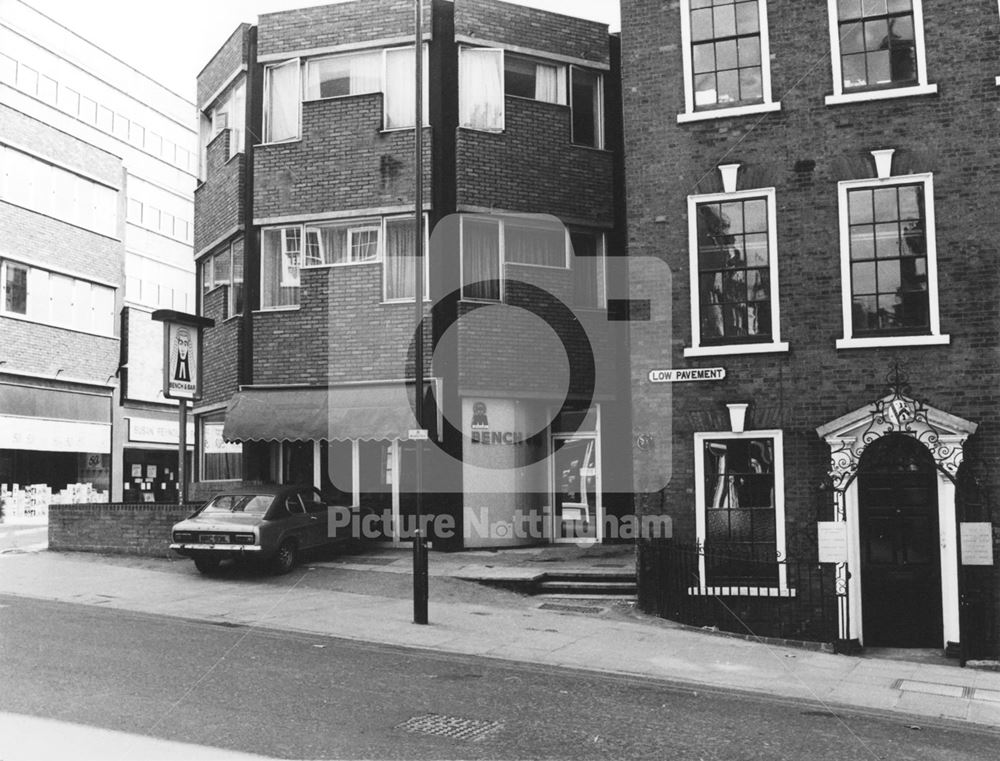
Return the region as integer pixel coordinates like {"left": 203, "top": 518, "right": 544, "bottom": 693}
{"left": 817, "top": 521, "right": 848, "bottom": 563}
{"left": 648, "top": 367, "right": 726, "bottom": 383}
{"left": 0, "top": 414, "right": 110, "bottom": 453}
{"left": 128, "top": 417, "right": 195, "bottom": 446}
{"left": 960, "top": 523, "right": 995, "bottom": 566}
{"left": 469, "top": 401, "right": 524, "bottom": 445}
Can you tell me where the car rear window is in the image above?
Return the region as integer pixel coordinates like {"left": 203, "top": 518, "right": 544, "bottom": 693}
{"left": 201, "top": 495, "right": 272, "bottom": 515}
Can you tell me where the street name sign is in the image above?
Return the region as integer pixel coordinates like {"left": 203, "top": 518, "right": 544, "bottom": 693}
{"left": 648, "top": 367, "right": 726, "bottom": 383}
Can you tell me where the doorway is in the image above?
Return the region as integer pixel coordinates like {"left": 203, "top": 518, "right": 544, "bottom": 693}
{"left": 858, "top": 434, "right": 943, "bottom": 647}
{"left": 551, "top": 435, "right": 601, "bottom": 543}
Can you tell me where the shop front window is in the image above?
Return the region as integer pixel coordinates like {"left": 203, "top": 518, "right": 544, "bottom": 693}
{"left": 201, "top": 414, "right": 242, "bottom": 481}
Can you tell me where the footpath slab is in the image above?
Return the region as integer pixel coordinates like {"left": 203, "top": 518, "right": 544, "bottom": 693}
{"left": 2, "top": 550, "right": 1000, "bottom": 729}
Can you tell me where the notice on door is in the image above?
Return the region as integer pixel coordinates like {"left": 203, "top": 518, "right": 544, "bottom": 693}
{"left": 960, "top": 522, "right": 995, "bottom": 566}
{"left": 817, "top": 521, "right": 848, "bottom": 564}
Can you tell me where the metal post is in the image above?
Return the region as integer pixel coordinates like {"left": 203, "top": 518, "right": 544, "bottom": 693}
{"left": 178, "top": 400, "right": 187, "bottom": 506}
{"left": 412, "top": 0, "right": 428, "bottom": 625}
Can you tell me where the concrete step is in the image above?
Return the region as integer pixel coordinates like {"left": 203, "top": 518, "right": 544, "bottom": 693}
{"left": 537, "top": 579, "right": 637, "bottom": 596}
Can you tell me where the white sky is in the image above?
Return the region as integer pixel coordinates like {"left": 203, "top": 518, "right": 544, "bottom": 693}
{"left": 23, "top": 0, "right": 621, "bottom": 102}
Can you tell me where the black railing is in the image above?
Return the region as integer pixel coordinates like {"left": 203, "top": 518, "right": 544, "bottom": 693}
{"left": 638, "top": 540, "right": 840, "bottom": 645}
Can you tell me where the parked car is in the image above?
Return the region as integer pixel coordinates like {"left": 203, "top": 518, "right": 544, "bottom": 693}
{"left": 170, "top": 485, "right": 354, "bottom": 575}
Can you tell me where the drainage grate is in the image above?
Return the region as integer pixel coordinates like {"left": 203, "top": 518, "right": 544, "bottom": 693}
{"left": 396, "top": 714, "right": 503, "bottom": 742}
{"left": 538, "top": 602, "right": 605, "bottom": 614}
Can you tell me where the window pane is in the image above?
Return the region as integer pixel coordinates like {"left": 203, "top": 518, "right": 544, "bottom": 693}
{"left": 735, "top": 2, "right": 759, "bottom": 34}
{"left": 506, "top": 222, "right": 566, "bottom": 267}
{"left": 504, "top": 55, "right": 536, "bottom": 99}
{"left": 3, "top": 263, "right": 28, "bottom": 314}
{"left": 386, "top": 45, "right": 429, "bottom": 129}
{"left": 571, "top": 68, "right": 601, "bottom": 147}
{"left": 261, "top": 227, "right": 300, "bottom": 308}
{"left": 265, "top": 60, "right": 300, "bottom": 142}
{"left": 459, "top": 47, "right": 503, "bottom": 130}
{"left": 305, "top": 52, "right": 381, "bottom": 99}
{"left": 571, "top": 232, "right": 604, "bottom": 308}
{"left": 351, "top": 228, "right": 380, "bottom": 262}
{"left": 385, "top": 217, "right": 416, "bottom": 300}
{"left": 462, "top": 218, "right": 500, "bottom": 301}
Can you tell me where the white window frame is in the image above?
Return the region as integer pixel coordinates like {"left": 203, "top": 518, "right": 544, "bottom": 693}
{"left": 692, "top": 430, "right": 791, "bottom": 596}
{"left": 382, "top": 213, "right": 430, "bottom": 303}
{"left": 569, "top": 66, "right": 604, "bottom": 149}
{"left": 836, "top": 173, "right": 947, "bottom": 349}
{"left": 263, "top": 58, "right": 302, "bottom": 144}
{"left": 0, "top": 259, "right": 29, "bottom": 316}
{"left": 825, "top": 0, "right": 936, "bottom": 106}
{"left": 678, "top": 0, "right": 781, "bottom": 122}
{"left": 300, "top": 220, "right": 383, "bottom": 269}
{"left": 458, "top": 46, "right": 506, "bottom": 133}
{"left": 685, "top": 187, "right": 788, "bottom": 357}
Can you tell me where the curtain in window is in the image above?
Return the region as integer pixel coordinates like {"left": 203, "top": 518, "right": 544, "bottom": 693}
{"left": 350, "top": 52, "right": 382, "bottom": 94}
{"left": 506, "top": 223, "right": 565, "bottom": 267}
{"left": 265, "top": 60, "right": 299, "bottom": 142}
{"left": 385, "top": 48, "right": 430, "bottom": 128}
{"left": 459, "top": 48, "right": 503, "bottom": 130}
{"left": 571, "top": 232, "right": 603, "bottom": 307}
{"left": 535, "top": 63, "right": 559, "bottom": 103}
{"left": 385, "top": 217, "right": 416, "bottom": 300}
{"left": 462, "top": 218, "right": 500, "bottom": 300}
{"left": 261, "top": 228, "right": 299, "bottom": 308}
{"left": 203, "top": 419, "right": 242, "bottom": 481}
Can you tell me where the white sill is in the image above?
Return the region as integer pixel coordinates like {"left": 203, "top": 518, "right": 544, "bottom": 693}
{"left": 684, "top": 341, "right": 789, "bottom": 358}
{"left": 300, "top": 260, "right": 381, "bottom": 270}
{"left": 995, "top": 75, "right": 1000, "bottom": 86}
{"left": 825, "top": 83, "right": 937, "bottom": 106}
{"left": 836, "top": 334, "right": 950, "bottom": 350}
{"left": 506, "top": 261, "right": 570, "bottom": 271}
{"left": 687, "top": 586, "right": 797, "bottom": 597}
{"left": 253, "top": 306, "right": 300, "bottom": 313}
{"left": 678, "top": 101, "right": 781, "bottom": 123}
{"left": 258, "top": 138, "right": 302, "bottom": 147}
{"left": 382, "top": 297, "right": 431, "bottom": 305}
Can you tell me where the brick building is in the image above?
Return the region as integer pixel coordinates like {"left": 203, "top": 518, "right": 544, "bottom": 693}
{"left": 193, "top": 0, "right": 628, "bottom": 548}
{"left": 0, "top": 0, "right": 197, "bottom": 507}
{"left": 625, "top": 0, "right": 999, "bottom": 658}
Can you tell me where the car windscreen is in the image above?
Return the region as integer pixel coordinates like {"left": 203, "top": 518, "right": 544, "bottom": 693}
{"left": 200, "top": 495, "right": 273, "bottom": 515}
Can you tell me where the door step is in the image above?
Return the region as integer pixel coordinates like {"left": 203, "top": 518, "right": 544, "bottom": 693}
{"left": 535, "top": 571, "right": 636, "bottom": 597}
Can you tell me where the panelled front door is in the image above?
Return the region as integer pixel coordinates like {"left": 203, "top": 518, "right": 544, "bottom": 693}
{"left": 552, "top": 435, "right": 600, "bottom": 542}
{"left": 858, "top": 435, "right": 943, "bottom": 648}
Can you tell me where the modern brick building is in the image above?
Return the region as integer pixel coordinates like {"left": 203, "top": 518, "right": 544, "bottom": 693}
{"left": 0, "top": 0, "right": 197, "bottom": 507}
{"left": 193, "top": 0, "right": 628, "bottom": 548}
{"left": 625, "top": 0, "right": 999, "bottom": 658}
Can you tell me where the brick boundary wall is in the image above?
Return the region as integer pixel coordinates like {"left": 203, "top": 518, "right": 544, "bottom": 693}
{"left": 48, "top": 503, "right": 201, "bottom": 558}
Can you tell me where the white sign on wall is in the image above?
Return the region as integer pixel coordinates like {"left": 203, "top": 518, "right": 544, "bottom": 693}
{"left": 127, "top": 417, "right": 195, "bottom": 446}
{"left": 960, "top": 523, "right": 995, "bottom": 566}
{"left": 648, "top": 367, "right": 726, "bottom": 383}
{"left": 817, "top": 521, "right": 848, "bottom": 564}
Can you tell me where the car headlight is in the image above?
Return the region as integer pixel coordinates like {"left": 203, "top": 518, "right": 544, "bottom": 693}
{"left": 233, "top": 533, "right": 255, "bottom": 544}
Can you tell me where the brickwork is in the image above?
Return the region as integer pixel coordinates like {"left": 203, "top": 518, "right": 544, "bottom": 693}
{"left": 258, "top": 0, "right": 432, "bottom": 58}
{"left": 254, "top": 96, "right": 433, "bottom": 219}
{"left": 0, "top": 317, "right": 118, "bottom": 383}
{"left": 624, "top": 0, "right": 1000, "bottom": 605}
{"left": 457, "top": 98, "right": 613, "bottom": 224}
{"left": 198, "top": 24, "right": 251, "bottom": 108}
{"left": 194, "top": 130, "right": 244, "bottom": 253}
{"left": 454, "top": 0, "right": 609, "bottom": 65}
{"left": 49, "top": 503, "right": 199, "bottom": 558}
{"left": 0, "top": 104, "right": 121, "bottom": 185}
{"left": 200, "top": 284, "right": 242, "bottom": 407}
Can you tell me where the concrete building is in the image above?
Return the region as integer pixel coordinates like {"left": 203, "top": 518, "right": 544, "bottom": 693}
{"left": 0, "top": 0, "right": 198, "bottom": 506}
{"left": 624, "top": 0, "right": 1000, "bottom": 659}
{"left": 193, "top": 0, "right": 629, "bottom": 548}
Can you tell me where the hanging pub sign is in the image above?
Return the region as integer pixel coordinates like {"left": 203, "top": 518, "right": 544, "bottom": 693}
{"left": 152, "top": 310, "right": 214, "bottom": 401}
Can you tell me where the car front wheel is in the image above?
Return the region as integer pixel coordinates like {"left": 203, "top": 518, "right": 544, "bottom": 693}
{"left": 194, "top": 556, "right": 222, "bottom": 575}
{"left": 270, "top": 540, "right": 297, "bottom": 575}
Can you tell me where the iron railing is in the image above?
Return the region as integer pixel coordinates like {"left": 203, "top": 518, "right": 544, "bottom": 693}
{"left": 638, "top": 540, "right": 840, "bottom": 645}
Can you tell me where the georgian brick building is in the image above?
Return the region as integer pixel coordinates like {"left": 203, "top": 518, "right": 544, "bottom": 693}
{"left": 625, "top": 0, "right": 999, "bottom": 658}
{"left": 193, "top": 0, "right": 628, "bottom": 548}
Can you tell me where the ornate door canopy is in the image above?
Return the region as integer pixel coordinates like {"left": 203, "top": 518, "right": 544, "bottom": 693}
{"left": 816, "top": 373, "right": 977, "bottom": 491}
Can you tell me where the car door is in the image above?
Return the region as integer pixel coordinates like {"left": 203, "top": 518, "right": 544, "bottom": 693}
{"left": 299, "top": 488, "right": 330, "bottom": 549}
{"left": 281, "top": 492, "right": 312, "bottom": 547}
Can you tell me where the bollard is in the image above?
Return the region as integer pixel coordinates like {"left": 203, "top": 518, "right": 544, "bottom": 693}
{"left": 413, "top": 528, "right": 428, "bottom": 624}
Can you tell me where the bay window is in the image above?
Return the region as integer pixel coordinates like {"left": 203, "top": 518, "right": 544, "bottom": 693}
{"left": 199, "top": 242, "right": 243, "bottom": 318}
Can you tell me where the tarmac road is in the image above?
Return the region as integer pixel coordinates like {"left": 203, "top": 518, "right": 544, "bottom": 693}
{"left": 2, "top": 593, "right": 999, "bottom": 761}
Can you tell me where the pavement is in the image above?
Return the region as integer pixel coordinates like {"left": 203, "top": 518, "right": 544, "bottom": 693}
{"left": 3, "top": 528, "right": 1000, "bottom": 732}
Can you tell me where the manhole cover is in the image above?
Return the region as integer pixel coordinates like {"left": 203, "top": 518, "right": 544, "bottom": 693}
{"left": 396, "top": 714, "right": 503, "bottom": 742}
{"left": 538, "top": 602, "right": 604, "bottom": 614}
